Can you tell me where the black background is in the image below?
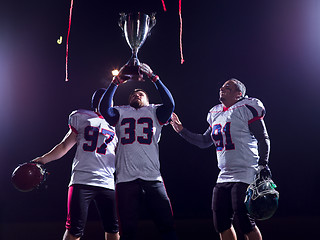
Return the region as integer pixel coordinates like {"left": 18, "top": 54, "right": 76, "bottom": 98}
{"left": 0, "top": 0, "right": 319, "bottom": 239}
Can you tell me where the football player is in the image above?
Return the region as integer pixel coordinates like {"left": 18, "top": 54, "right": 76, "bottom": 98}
{"left": 32, "top": 89, "right": 119, "bottom": 240}
{"left": 99, "top": 63, "right": 178, "bottom": 240}
{"left": 170, "top": 79, "right": 271, "bottom": 240}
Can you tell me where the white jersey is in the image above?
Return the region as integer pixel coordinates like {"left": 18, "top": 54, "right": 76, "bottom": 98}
{"left": 113, "top": 104, "right": 163, "bottom": 183}
{"left": 68, "top": 109, "right": 117, "bottom": 189}
{"left": 207, "top": 98, "right": 265, "bottom": 184}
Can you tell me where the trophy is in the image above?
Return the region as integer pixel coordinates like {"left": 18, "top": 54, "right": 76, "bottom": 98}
{"left": 119, "top": 12, "right": 156, "bottom": 81}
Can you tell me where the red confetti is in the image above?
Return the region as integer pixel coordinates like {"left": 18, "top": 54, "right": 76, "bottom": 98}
{"left": 179, "top": 0, "right": 184, "bottom": 64}
{"left": 65, "top": 0, "right": 74, "bottom": 82}
{"left": 161, "top": 0, "right": 167, "bottom": 11}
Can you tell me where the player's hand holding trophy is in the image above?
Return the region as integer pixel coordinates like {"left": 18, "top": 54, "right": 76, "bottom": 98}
{"left": 118, "top": 12, "right": 156, "bottom": 81}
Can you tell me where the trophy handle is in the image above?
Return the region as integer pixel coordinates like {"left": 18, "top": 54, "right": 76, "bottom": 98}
{"left": 118, "top": 12, "right": 126, "bottom": 31}
{"left": 148, "top": 12, "right": 157, "bottom": 35}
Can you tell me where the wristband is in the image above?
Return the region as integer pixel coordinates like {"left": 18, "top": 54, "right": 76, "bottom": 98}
{"left": 112, "top": 76, "right": 121, "bottom": 85}
{"left": 150, "top": 73, "right": 159, "bottom": 82}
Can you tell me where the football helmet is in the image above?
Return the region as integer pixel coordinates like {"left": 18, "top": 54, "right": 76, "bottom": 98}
{"left": 91, "top": 88, "right": 106, "bottom": 110}
{"left": 11, "top": 162, "right": 48, "bottom": 192}
{"left": 245, "top": 168, "right": 279, "bottom": 220}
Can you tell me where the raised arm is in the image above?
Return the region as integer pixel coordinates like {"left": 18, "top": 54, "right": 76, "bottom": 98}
{"left": 99, "top": 82, "right": 120, "bottom": 126}
{"left": 140, "top": 63, "right": 175, "bottom": 124}
{"left": 171, "top": 112, "right": 213, "bottom": 149}
{"left": 99, "top": 66, "right": 132, "bottom": 126}
{"left": 32, "top": 129, "right": 77, "bottom": 164}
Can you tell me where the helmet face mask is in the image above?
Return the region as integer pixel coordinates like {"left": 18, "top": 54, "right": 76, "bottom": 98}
{"left": 11, "top": 162, "right": 48, "bottom": 192}
{"left": 245, "top": 171, "right": 279, "bottom": 220}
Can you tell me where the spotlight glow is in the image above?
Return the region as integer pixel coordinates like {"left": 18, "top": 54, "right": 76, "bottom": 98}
{"left": 112, "top": 69, "right": 119, "bottom": 76}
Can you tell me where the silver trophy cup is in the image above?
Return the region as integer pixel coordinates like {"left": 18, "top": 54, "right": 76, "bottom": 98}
{"left": 119, "top": 12, "right": 156, "bottom": 81}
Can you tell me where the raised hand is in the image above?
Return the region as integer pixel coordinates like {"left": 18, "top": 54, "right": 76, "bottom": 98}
{"left": 170, "top": 112, "right": 184, "bottom": 133}
{"left": 112, "top": 65, "right": 130, "bottom": 85}
{"left": 140, "top": 63, "right": 159, "bottom": 82}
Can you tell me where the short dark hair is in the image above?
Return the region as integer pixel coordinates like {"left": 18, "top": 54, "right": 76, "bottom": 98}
{"left": 91, "top": 88, "right": 106, "bottom": 109}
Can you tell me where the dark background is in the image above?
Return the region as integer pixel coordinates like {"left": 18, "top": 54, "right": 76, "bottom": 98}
{"left": 0, "top": 0, "right": 319, "bottom": 239}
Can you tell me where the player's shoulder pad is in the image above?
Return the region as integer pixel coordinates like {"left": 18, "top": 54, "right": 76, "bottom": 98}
{"left": 242, "top": 97, "right": 265, "bottom": 109}
{"left": 69, "top": 109, "right": 96, "bottom": 118}
{"left": 208, "top": 103, "right": 223, "bottom": 113}
{"left": 152, "top": 103, "right": 162, "bottom": 108}
{"left": 207, "top": 104, "right": 223, "bottom": 123}
{"left": 242, "top": 97, "right": 265, "bottom": 117}
{"left": 69, "top": 109, "right": 78, "bottom": 118}
{"left": 113, "top": 105, "right": 130, "bottom": 111}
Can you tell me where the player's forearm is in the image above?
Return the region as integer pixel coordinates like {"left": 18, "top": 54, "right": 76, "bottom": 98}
{"left": 249, "top": 119, "right": 270, "bottom": 166}
{"left": 35, "top": 141, "right": 72, "bottom": 164}
{"left": 33, "top": 130, "right": 76, "bottom": 164}
{"left": 178, "top": 127, "right": 213, "bottom": 149}
{"left": 257, "top": 138, "right": 270, "bottom": 166}
{"left": 38, "top": 145, "right": 67, "bottom": 164}
{"left": 154, "top": 79, "right": 175, "bottom": 124}
{"left": 99, "top": 83, "right": 119, "bottom": 126}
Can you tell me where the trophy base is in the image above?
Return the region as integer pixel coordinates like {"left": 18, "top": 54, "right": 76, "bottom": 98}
{"left": 121, "top": 65, "right": 144, "bottom": 81}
